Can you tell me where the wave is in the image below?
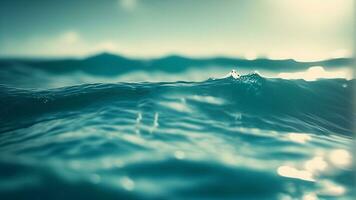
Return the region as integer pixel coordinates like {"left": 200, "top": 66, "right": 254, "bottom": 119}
{"left": 0, "top": 74, "right": 354, "bottom": 136}
{"left": 0, "top": 73, "right": 354, "bottom": 199}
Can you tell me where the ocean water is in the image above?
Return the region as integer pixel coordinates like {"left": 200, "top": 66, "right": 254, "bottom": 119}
{"left": 0, "top": 72, "right": 354, "bottom": 199}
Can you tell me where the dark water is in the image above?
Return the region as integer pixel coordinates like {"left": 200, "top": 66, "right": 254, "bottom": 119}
{"left": 0, "top": 74, "right": 354, "bottom": 199}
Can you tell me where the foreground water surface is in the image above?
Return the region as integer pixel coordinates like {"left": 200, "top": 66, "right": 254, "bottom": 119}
{"left": 0, "top": 74, "right": 354, "bottom": 199}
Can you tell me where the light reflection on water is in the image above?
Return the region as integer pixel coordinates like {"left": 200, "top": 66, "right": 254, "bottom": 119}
{"left": 276, "top": 132, "right": 352, "bottom": 199}
{"left": 278, "top": 66, "right": 353, "bottom": 81}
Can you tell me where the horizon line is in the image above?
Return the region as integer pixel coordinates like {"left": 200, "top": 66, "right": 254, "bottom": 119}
{"left": 0, "top": 51, "right": 354, "bottom": 63}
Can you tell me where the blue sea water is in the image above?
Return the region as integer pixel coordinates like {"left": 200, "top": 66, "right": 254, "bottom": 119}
{"left": 0, "top": 73, "right": 354, "bottom": 199}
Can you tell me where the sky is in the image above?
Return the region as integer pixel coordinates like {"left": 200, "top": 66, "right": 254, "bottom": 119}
{"left": 0, "top": 0, "right": 354, "bottom": 60}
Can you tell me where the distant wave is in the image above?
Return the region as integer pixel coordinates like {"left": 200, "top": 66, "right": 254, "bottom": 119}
{"left": 0, "top": 53, "right": 353, "bottom": 75}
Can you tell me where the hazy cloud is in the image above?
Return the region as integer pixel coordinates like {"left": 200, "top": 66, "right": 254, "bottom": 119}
{"left": 59, "top": 31, "right": 80, "bottom": 45}
{"left": 119, "top": 0, "right": 137, "bottom": 11}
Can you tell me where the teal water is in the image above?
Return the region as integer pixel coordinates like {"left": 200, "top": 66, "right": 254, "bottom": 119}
{"left": 0, "top": 74, "right": 354, "bottom": 199}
